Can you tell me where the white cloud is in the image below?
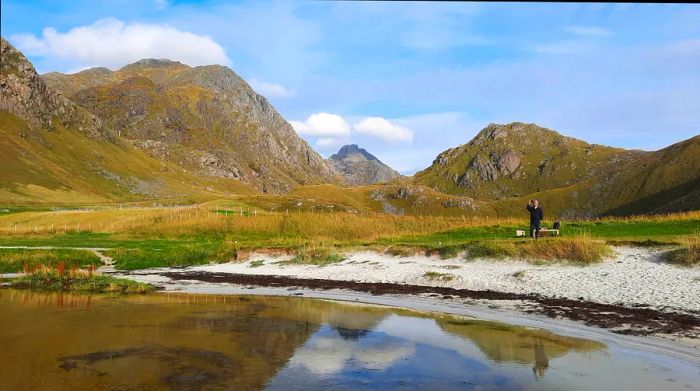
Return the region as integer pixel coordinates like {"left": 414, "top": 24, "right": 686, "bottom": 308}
{"left": 565, "top": 25, "right": 612, "bottom": 37}
{"left": 249, "top": 78, "right": 294, "bottom": 98}
{"left": 290, "top": 335, "right": 415, "bottom": 375}
{"left": 354, "top": 117, "right": 413, "bottom": 143}
{"left": 290, "top": 113, "right": 352, "bottom": 138}
{"left": 9, "top": 18, "right": 230, "bottom": 71}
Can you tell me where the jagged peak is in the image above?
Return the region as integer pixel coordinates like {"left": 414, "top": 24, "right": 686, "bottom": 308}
{"left": 330, "top": 144, "right": 379, "bottom": 162}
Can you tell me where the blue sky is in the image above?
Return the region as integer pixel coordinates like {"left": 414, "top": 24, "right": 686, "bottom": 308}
{"left": 3, "top": 1, "right": 699, "bottom": 174}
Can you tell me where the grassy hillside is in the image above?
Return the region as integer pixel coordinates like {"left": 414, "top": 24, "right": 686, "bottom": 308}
{"left": 489, "top": 135, "right": 700, "bottom": 219}
{"left": 0, "top": 111, "right": 255, "bottom": 204}
{"left": 414, "top": 122, "right": 640, "bottom": 200}
{"left": 414, "top": 122, "right": 700, "bottom": 217}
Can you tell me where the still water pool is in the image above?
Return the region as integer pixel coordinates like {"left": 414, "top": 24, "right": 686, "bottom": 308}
{"left": 0, "top": 290, "right": 697, "bottom": 390}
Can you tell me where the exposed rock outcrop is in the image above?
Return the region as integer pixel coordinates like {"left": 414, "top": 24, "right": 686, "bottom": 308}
{"left": 0, "top": 37, "right": 111, "bottom": 140}
{"left": 328, "top": 144, "right": 401, "bottom": 186}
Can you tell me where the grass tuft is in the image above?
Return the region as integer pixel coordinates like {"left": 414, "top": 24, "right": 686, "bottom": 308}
{"left": 280, "top": 245, "right": 345, "bottom": 266}
{"left": 464, "top": 236, "right": 611, "bottom": 264}
{"left": 423, "top": 271, "right": 455, "bottom": 282}
{"left": 664, "top": 235, "right": 700, "bottom": 267}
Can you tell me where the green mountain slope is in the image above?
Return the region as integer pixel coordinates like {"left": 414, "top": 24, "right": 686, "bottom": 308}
{"left": 415, "top": 122, "right": 700, "bottom": 217}
{"left": 42, "top": 58, "right": 341, "bottom": 194}
{"left": 0, "top": 37, "right": 255, "bottom": 204}
{"left": 414, "top": 122, "right": 642, "bottom": 200}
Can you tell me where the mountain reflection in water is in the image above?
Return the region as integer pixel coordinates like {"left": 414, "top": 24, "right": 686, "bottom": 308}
{"left": 0, "top": 290, "right": 697, "bottom": 391}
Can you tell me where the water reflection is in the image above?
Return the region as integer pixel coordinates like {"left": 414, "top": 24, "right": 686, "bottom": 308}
{"left": 532, "top": 339, "right": 549, "bottom": 379}
{"left": 435, "top": 317, "right": 604, "bottom": 380}
{"left": 0, "top": 290, "right": 697, "bottom": 391}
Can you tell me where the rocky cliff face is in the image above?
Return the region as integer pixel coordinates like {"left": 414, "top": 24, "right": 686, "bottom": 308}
{"left": 414, "top": 122, "right": 643, "bottom": 200}
{"left": 42, "top": 58, "right": 341, "bottom": 193}
{"left": 0, "top": 37, "right": 258, "bottom": 204}
{"left": 0, "top": 37, "right": 111, "bottom": 140}
{"left": 328, "top": 144, "right": 401, "bottom": 186}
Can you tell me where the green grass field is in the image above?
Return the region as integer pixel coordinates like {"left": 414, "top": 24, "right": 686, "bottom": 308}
{"left": 0, "top": 206, "right": 697, "bottom": 270}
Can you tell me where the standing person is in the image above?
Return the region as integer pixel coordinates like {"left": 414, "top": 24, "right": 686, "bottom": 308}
{"left": 527, "top": 199, "right": 544, "bottom": 239}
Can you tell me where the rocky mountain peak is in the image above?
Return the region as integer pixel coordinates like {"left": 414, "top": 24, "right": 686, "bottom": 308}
{"left": 329, "top": 144, "right": 400, "bottom": 186}
{"left": 330, "top": 144, "right": 379, "bottom": 162}
{"left": 120, "top": 58, "right": 185, "bottom": 71}
{"left": 0, "top": 36, "right": 111, "bottom": 140}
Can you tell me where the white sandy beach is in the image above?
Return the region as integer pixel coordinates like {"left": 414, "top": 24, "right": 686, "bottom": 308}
{"left": 128, "top": 246, "right": 700, "bottom": 315}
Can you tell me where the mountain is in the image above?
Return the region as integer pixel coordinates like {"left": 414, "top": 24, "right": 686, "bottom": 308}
{"left": 414, "top": 122, "right": 642, "bottom": 200}
{"left": 42, "top": 58, "right": 341, "bottom": 193}
{"left": 414, "top": 122, "right": 700, "bottom": 217}
{"left": 0, "top": 37, "right": 256, "bottom": 204}
{"left": 328, "top": 144, "right": 401, "bottom": 186}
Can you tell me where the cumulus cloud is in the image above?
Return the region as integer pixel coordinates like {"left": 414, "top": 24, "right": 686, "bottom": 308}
{"left": 354, "top": 117, "right": 413, "bottom": 143}
{"left": 9, "top": 18, "right": 230, "bottom": 71}
{"left": 289, "top": 113, "right": 352, "bottom": 138}
{"left": 249, "top": 78, "right": 294, "bottom": 98}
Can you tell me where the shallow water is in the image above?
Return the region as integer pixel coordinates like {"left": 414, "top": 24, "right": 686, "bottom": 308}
{"left": 0, "top": 290, "right": 697, "bottom": 391}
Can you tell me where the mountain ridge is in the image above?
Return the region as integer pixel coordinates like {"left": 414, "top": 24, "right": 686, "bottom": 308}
{"left": 42, "top": 56, "right": 343, "bottom": 193}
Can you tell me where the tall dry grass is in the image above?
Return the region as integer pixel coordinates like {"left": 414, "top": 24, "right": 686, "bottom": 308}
{"left": 664, "top": 234, "right": 700, "bottom": 266}
{"left": 465, "top": 236, "right": 611, "bottom": 264}
{"left": 0, "top": 205, "right": 520, "bottom": 242}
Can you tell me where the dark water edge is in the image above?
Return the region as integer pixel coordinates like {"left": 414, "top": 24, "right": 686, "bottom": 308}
{"left": 0, "top": 289, "right": 698, "bottom": 391}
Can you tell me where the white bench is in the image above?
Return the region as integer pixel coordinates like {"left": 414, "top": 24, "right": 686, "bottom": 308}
{"left": 516, "top": 228, "right": 560, "bottom": 237}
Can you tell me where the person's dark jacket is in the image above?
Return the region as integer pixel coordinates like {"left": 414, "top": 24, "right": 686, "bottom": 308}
{"left": 527, "top": 204, "right": 544, "bottom": 224}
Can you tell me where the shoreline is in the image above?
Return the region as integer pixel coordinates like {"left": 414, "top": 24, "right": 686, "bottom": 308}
{"left": 143, "top": 284, "right": 700, "bottom": 365}
{"left": 115, "top": 245, "right": 700, "bottom": 350}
